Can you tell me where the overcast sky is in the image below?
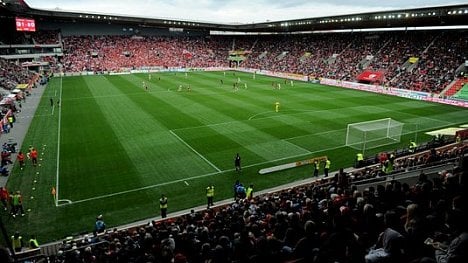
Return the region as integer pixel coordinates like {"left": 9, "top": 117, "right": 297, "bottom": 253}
{"left": 24, "top": 0, "right": 465, "bottom": 24}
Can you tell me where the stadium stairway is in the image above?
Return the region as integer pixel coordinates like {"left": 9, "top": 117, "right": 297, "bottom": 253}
{"left": 442, "top": 77, "right": 468, "bottom": 97}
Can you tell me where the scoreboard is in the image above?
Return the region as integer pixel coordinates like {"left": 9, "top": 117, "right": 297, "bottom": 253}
{"left": 15, "top": 17, "right": 36, "bottom": 32}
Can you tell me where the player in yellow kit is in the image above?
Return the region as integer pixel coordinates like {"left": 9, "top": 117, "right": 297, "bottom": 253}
{"left": 275, "top": 101, "right": 280, "bottom": 112}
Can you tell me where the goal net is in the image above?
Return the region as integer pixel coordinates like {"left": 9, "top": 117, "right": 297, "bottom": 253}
{"left": 346, "top": 118, "right": 404, "bottom": 153}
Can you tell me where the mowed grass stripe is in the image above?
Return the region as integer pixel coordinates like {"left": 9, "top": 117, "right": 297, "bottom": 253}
{"left": 87, "top": 75, "right": 218, "bottom": 183}
{"left": 185, "top": 78, "right": 321, "bottom": 140}
{"left": 137, "top": 74, "right": 316, "bottom": 166}
{"left": 59, "top": 76, "right": 143, "bottom": 200}
{"left": 4, "top": 72, "right": 468, "bottom": 245}
{"left": 122, "top": 74, "right": 306, "bottom": 168}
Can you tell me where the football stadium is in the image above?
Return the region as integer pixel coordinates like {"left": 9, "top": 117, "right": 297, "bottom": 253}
{"left": 0, "top": 0, "right": 468, "bottom": 262}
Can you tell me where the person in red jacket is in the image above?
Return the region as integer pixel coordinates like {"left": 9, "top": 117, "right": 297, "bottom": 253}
{"left": 30, "top": 148, "right": 38, "bottom": 166}
{"left": 0, "top": 186, "right": 9, "bottom": 211}
{"left": 17, "top": 151, "right": 25, "bottom": 169}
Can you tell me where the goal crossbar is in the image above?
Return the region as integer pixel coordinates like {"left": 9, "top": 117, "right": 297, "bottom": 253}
{"left": 345, "top": 118, "right": 403, "bottom": 154}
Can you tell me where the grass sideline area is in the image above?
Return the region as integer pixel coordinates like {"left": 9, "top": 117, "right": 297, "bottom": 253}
{"left": 3, "top": 71, "right": 468, "bottom": 243}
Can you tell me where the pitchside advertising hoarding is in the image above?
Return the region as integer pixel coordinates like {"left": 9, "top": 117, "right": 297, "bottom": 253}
{"left": 321, "top": 78, "right": 468, "bottom": 108}
{"left": 15, "top": 17, "right": 36, "bottom": 32}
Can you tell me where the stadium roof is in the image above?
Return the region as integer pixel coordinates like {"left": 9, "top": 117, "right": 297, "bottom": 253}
{"left": 21, "top": 0, "right": 468, "bottom": 24}
{"left": 1, "top": 0, "right": 468, "bottom": 32}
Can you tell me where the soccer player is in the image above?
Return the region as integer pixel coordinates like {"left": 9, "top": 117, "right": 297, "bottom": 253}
{"left": 275, "top": 101, "right": 280, "bottom": 112}
{"left": 234, "top": 153, "right": 241, "bottom": 172}
{"left": 148, "top": 74, "right": 152, "bottom": 81}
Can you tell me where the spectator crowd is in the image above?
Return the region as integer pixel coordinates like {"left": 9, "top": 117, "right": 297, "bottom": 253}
{"left": 56, "top": 31, "right": 467, "bottom": 94}
{"left": 7, "top": 141, "right": 463, "bottom": 263}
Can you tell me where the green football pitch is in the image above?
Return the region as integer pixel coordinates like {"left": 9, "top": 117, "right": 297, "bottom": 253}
{"left": 4, "top": 71, "right": 468, "bottom": 243}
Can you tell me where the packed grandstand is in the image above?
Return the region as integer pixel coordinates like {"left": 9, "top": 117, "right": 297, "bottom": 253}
{"left": 0, "top": 0, "right": 468, "bottom": 262}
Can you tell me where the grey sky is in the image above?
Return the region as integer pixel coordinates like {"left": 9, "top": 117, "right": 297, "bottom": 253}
{"left": 24, "top": 0, "right": 466, "bottom": 24}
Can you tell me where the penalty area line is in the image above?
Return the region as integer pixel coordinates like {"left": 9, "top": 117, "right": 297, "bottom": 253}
{"left": 169, "top": 130, "right": 221, "bottom": 172}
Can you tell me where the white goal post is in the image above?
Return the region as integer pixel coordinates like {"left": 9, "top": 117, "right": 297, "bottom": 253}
{"left": 346, "top": 118, "right": 404, "bottom": 154}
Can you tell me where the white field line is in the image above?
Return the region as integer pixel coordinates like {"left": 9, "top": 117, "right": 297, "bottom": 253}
{"left": 53, "top": 84, "right": 463, "bottom": 207}
{"left": 172, "top": 109, "right": 326, "bottom": 133}
{"left": 56, "top": 143, "right": 346, "bottom": 207}
{"left": 248, "top": 109, "right": 320, "bottom": 121}
{"left": 55, "top": 76, "right": 63, "bottom": 206}
{"left": 169, "top": 130, "right": 222, "bottom": 172}
{"left": 57, "top": 170, "right": 221, "bottom": 206}
{"left": 52, "top": 84, "right": 58, "bottom": 115}
{"left": 55, "top": 118, "right": 462, "bottom": 207}
{"left": 284, "top": 128, "right": 347, "bottom": 142}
